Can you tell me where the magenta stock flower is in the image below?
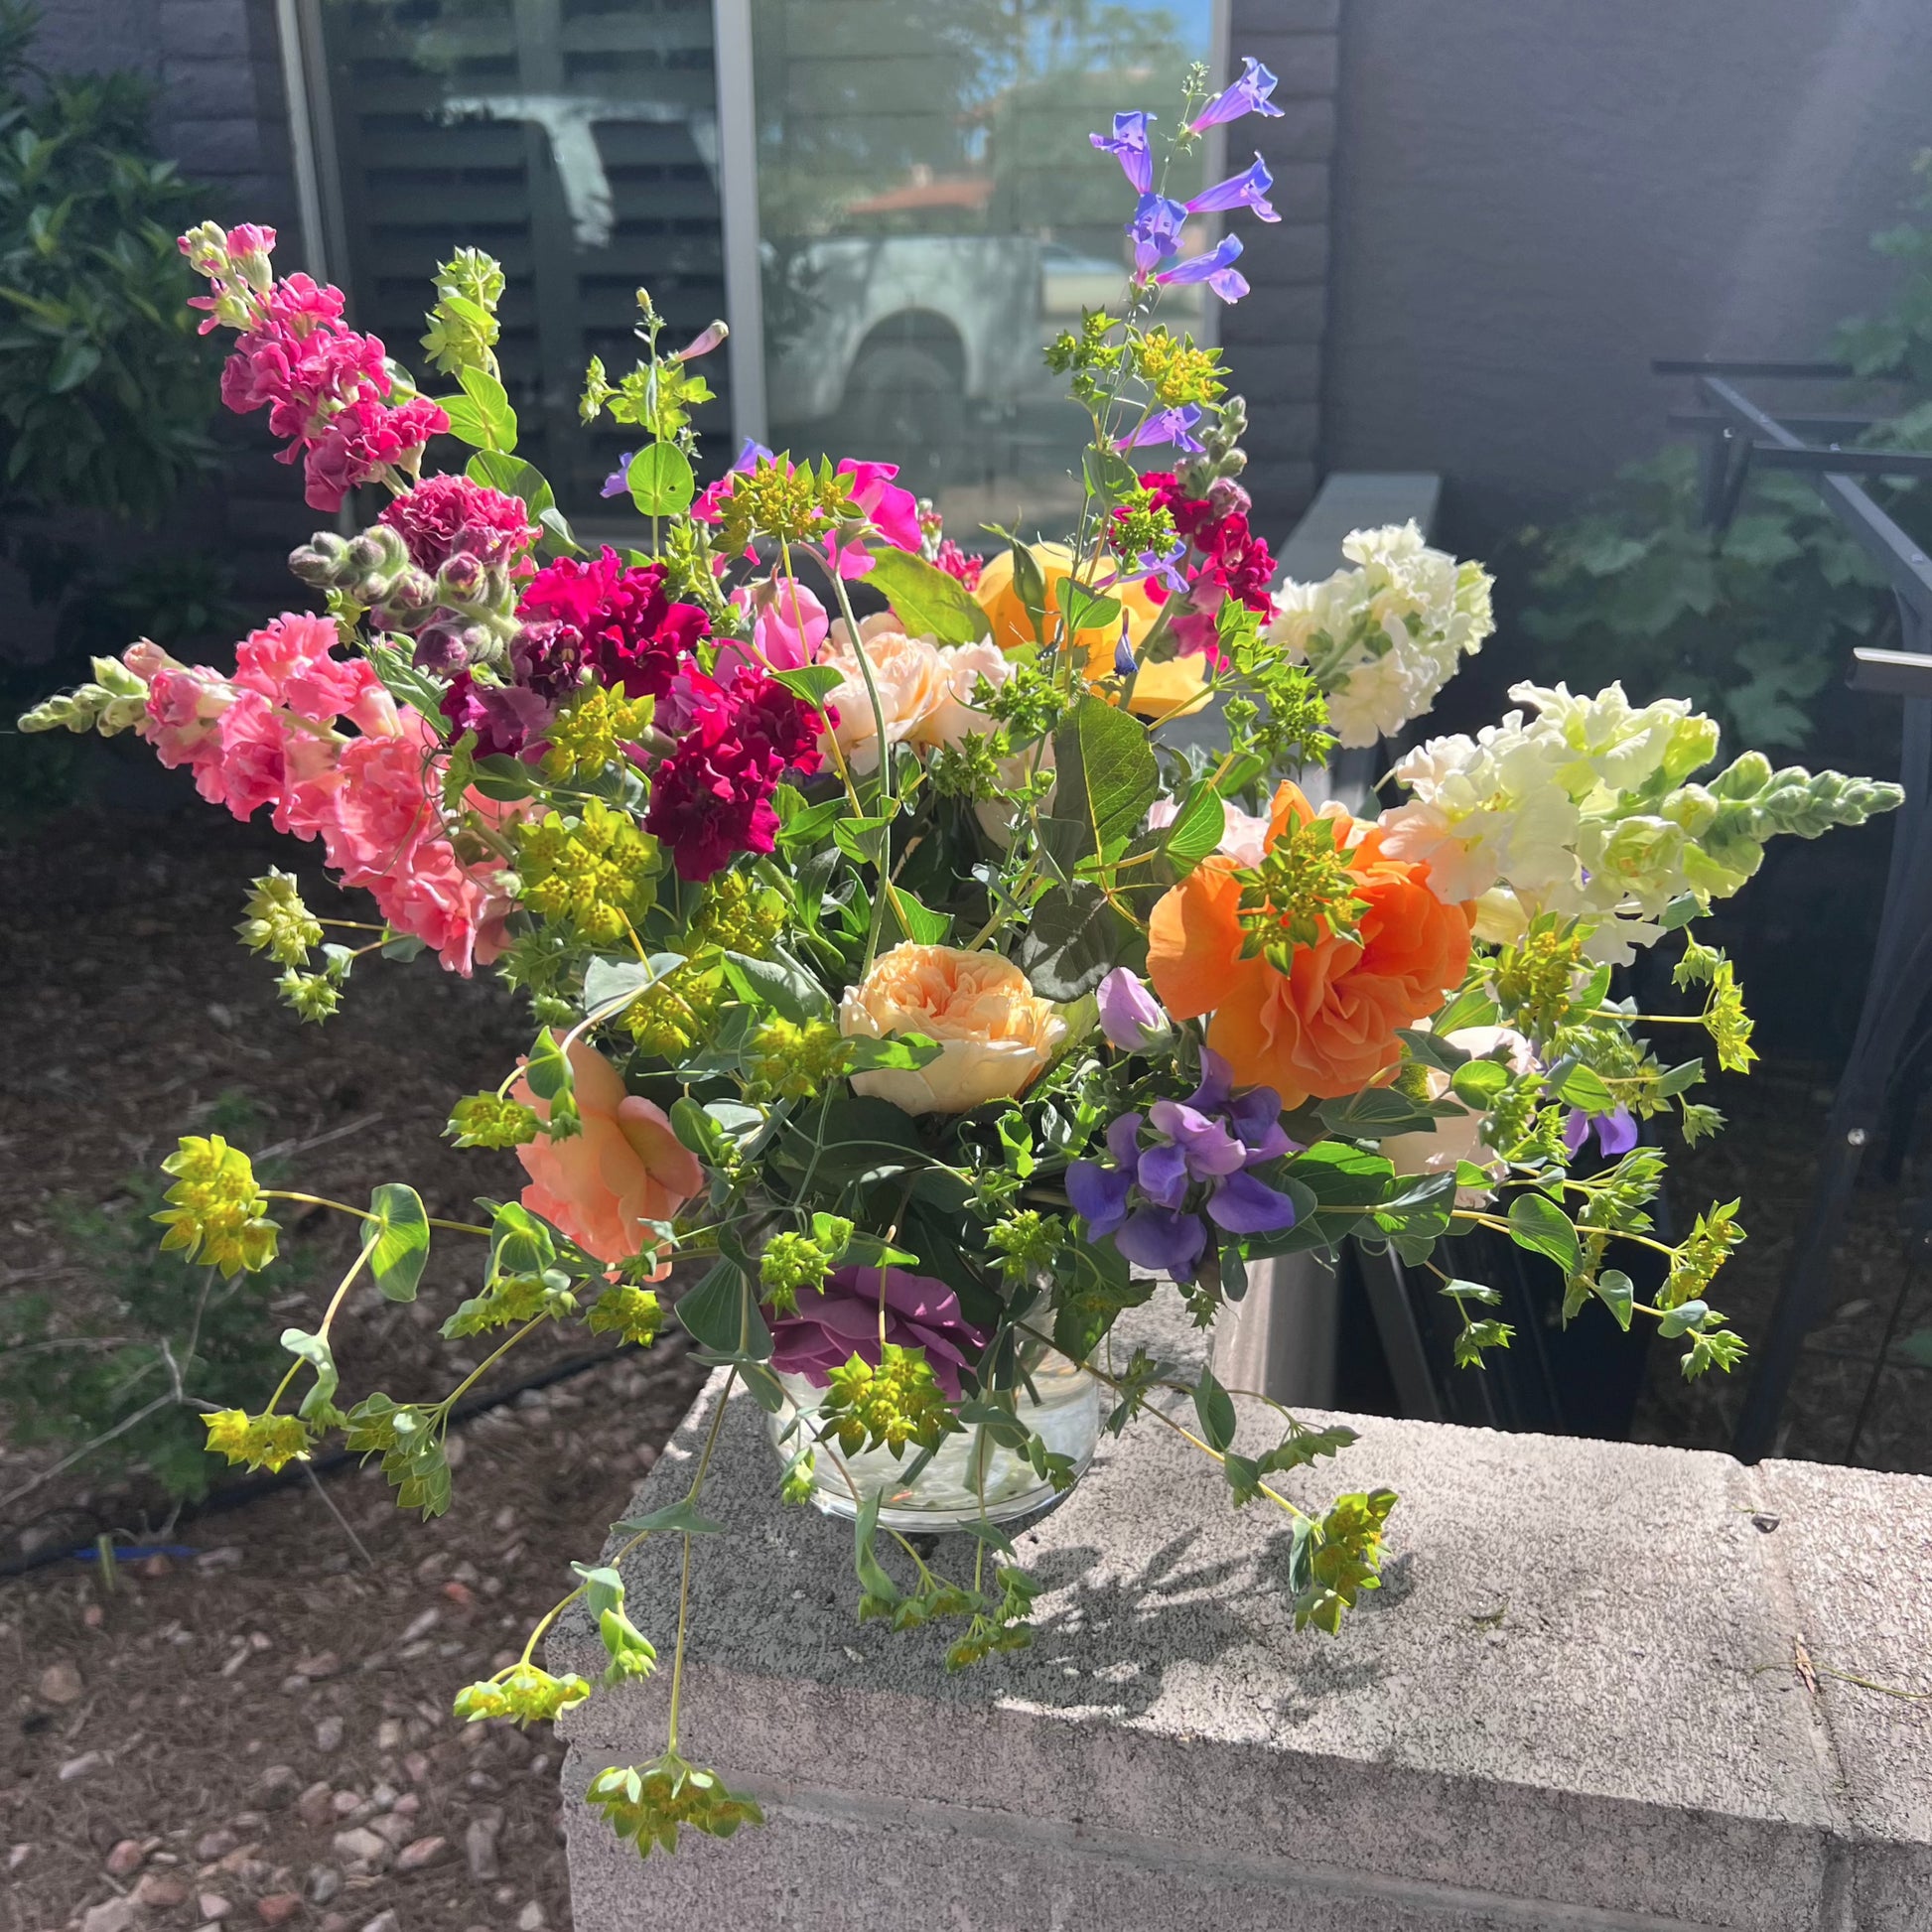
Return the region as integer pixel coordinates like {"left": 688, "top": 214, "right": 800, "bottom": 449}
{"left": 768, "top": 1266, "right": 988, "bottom": 1398}
{"left": 515, "top": 548, "right": 710, "bottom": 703}
{"left": 1187, "top": 58, "right": 1284, "bottom": 133}
{"left": 379, "top": 474, "right": 538, "bottom": 574}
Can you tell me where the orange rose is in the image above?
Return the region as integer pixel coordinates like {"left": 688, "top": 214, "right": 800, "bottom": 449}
{"left": 1147, "top": 783, "right": 1474, "bottom": 1106}
{"left": 973, "top": 543, "right": 1208, "bottom": 724}
{"left": 512, "top": 1039, "right": 704, "bottom": 1270}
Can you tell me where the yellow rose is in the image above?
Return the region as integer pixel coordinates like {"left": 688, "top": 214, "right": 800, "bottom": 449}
{"left": 839, "top": 943, "right": 1067, "bottom": 1115}
{"left": 973, "top": 542, "right": 1210, "bottom": 724}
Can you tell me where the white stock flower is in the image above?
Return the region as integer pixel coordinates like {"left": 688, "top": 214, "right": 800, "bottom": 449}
{"left": 1263, "top": 521, "right": 1494, "bottom": 749}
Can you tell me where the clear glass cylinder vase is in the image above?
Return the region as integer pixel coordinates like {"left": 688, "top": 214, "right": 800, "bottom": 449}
{"left": 765, "top": 1347, "right": 1101, "bottom": 1530}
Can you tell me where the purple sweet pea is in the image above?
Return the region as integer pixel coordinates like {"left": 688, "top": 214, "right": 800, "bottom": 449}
{"left": 1563, "top": 1105, "right": 1639, "bottom": 1161}
{"left": 767, "top": 1265, "right": 988, "bottom": 1400}
{"left": 1188, "top": 154, "right": 1280, "bottom": 223}
{"left": 1156, "top": 233, "right": 1249, "bottom": 304}
{"left": 1090, "top": 111, "right": 1156, "bottom": 194}
{"left": 1187, "top": 58, "right": 1284, "bottom": 133}
{"left": 1116, "top": 1206, "right": 1208, "bottom": 1279}
{"left": 1147, "top": 1099, "right": 1249, "bottom": 1177}
{"left": 1067, "top": 1157, "right": 1133, "bottom": 1237}
{"left": 600, "top": 453, "right": 635, "bottom": 499}
{"left": 1128, "top": 192, "right": 1188, "bottom": 274}
{"left": 1135, "top": 541, "right": 1190, "bottom": 597}
{"left": 1096, "top": 967, "right": 1171, "bottom": 1052}
{"left": 1206, "top": 1169, "right": 1300, "bottom": 1234}
{"left": 1119, "top": 403, "right": 1206, "bottom": 453}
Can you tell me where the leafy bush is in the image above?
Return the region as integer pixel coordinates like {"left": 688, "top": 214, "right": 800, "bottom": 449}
{"left": 0, "top": 0, "right": 215, "bottom": 517}
{"left": 0, "top": 1096, "right": 299, "bottom": 1506}
{"left": 1519, "top": 150, "right": 1932, "bottom": 753}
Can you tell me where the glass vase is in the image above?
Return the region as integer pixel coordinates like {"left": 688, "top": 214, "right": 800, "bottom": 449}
{"left": 765, "top": 1347, "right": 1101, "bottom": 1530}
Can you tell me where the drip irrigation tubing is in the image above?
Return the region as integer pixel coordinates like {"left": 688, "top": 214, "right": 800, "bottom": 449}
{"left": 0, "top": 1341, "right": 633, "bottom": 1583}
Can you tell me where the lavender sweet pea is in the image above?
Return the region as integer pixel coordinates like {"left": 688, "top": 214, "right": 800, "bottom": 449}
{"left": 1096, "top": 966, "right": 1172, "bottom": 1051}
{"left": 1066, "top": 1051, "right": 1299, "bottom": 1281}
{"left": 1563, "top": 1106, "right": 1639, "bottom": 1161}
{"left": 768, "top": 1265, "right": 987, "bottom": 1399}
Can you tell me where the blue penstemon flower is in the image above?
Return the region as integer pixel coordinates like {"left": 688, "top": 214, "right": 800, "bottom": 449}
{"left": 1067, "top": 1050, "right": 1300, "bottom": 1281}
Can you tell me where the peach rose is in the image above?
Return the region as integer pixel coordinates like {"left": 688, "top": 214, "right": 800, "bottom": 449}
{"left": 974, "top": 542, "right": 1211, "bottom": 723}
{"left": 1381, "top": 1024, "right": 1537, "bottom": 1204}
{"left": 511, "top": 1039, "right": 704, "bottom": 1270}
{"left": 819, "top": 614, "right": 950, "bottom": 772}
{"left": 840, "top": 943, "right": 1067, "bottom": 1115}
{"left": 1148, "top": 781, "right": 1475, "bottom": 1106}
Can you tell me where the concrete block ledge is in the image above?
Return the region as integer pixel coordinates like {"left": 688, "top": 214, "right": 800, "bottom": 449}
{"left": 555, "top": 1317, "right": 1932, "bottom": 1931}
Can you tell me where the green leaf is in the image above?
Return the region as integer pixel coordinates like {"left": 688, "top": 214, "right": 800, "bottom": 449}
{"left": 584, "top": 952, "right": 687, "bottom": 1016}
{"left": 1658, "top": 1299, "right": 1709, "bottom": 1339}
{"left": 437, "top": 393, "right": 493, "bottom": 449}
{"left": 1159, "top": 780, "right": 1225, "bottom": 876}
{"left": 457, "top": 364, "right": 517, "bottom": 451}
{"left": 465, "top": 449, "right": 554, "bottom": 515}
{"left": 771, "top": 665, "right": 844, "bottom": 709}
{"left": 48, "top": 337, "right": 99, "bottom": 394}
{"left": 627, "top": 442, "right": 696, "bottom": 516}
{"left": 1316, "top": 1088, "right": 1447, "bottom": 1138}
{"left": 470, "top": 754, "right": 540, "bottom": 802}
{"left": 1450, "top": 1058, "right": 1510, "bottom": 1105}
{"left": 882, "top": 885, "right": 949, "bottom": 946}
{"left": 1440, "top": 1277, "right": 1502, "bottom": 1307}
{"left": 1015, "top": 885, "right": 1136, "bottom": 1002}
{"left": 280, "top": 1327, "right": 339, "bottom": 1420}
{"left": 1594, "top": 1269, "right": 1635, "bottom": 1331}
{"left": 843, "top": 1034, "right": 943, "bottom": 1073}
{"left": 571, "top": 1562, "right": 627, "bottom": 1615}
{"left": 524, "top": 1027, "right": 573, "bottom": 1103}
{"left": 674, "top": 1261, "right": 752, "bottom": 1354}
{"left": 1192, "top": 1366, "right": 1237, "bottom": 1453}
{"left": 364, "top": 1183, "right": 430, "bottom": 1303}
{"left": 722, "top": 948, "right": 833, "bottom": 1024}
{"left": 1056, "top": 576, "right": 1121, "bottom": 641}
{"left": 1505, "top": 1193, "right": 1581, "bottom": 1275}
{"left": 1430, "top": 986, "right": 1502, "bottom": 1036}
{"left": 1042, "top": 694, "right": 1159, "bottom": 871}
{"left": 853, "top": 1491, "right": 900, "bottom": 1605}
{"left": 1558, "top": 1064, "right": 1618, "bottom": 1113}
{"left": 1009, "top": 543, "right": 1049, "bottom": 639}
{"left": 863, "top": 547, "right": 991, "bottom": 645}
{"left": 614, "top": 1500, "right": 727, "bottom": 1537}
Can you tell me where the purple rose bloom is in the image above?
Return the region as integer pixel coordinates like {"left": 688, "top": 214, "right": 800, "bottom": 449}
{"left": 1563, "top": 1105, "right": 1638, "bottom": 1161}
{"left": 1187, "top": 58, "right": 1285, "bottom": 133}
{"left": 1188, "top": 154, "right": 1280, "bottom": 223}
{"left": 1096, "top": 967, "right": 1172, "bottom": 1051}
{"left": 767, "top": 1265, "right": 987, "bottom": 1399}
{"left": 1090, "top": 111, "right": 1155, "bottom": 193}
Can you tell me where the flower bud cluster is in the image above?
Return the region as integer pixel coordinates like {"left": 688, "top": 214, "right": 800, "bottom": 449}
{"left": 154, "top": 1134, "right": 279, "bottom": 1277}
{"left": 204, "top": 1407, "right": 311, "bottom": 1473}
{"left": 18, "top": 655, "right": 152, "bottom": 737}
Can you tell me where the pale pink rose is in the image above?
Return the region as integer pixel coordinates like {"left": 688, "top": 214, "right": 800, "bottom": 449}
{"left": 1381, "top": 1024, "right": 1537, "bottom": 1204}
{"left": 511, "top": 1039, "right": 705, "bottom": 1269}
{"left": 925, "top": 638, "right": 1011, "bottom": 751}
{"left": 819, "top": 614, "right": 950, "bottom": 772}
{"left": 840, "top": 943, "right": 1067, "bottom": 1115}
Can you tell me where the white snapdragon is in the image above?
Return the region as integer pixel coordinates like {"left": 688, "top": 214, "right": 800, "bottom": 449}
{"left": 1380, "top": 682, "right": 1735, "bottom": 966}
{"left": 1264, "top": 522, "right": 1494, "bottom": 748}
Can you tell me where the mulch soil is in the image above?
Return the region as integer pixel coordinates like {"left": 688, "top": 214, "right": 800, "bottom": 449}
{"left": 0, "top": 805, "right": 705, "bottom": 1932}
{"left": 1, "top": 799, "right": 1926, "bottom": 1930}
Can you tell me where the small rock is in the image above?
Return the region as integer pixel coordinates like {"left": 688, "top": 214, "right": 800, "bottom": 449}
{"left": 391, "top": 1792, "right": 420, "bottom": 1819}
{"left": 256, "top": 1894, "right": 302, "bottom": 1925}
{"left": 368, "top": 1781, "right": 399, "bottom": 1812}
{"left": 296, "top": 1782, "right": 335, "bottom": 1831}
{"left": 463, "top": 1813, "right": 501, "bottom": 1881}
{"left": 332, "top": 1828, "right": 391, "bottom": 1875}
{"left": 358, "top": 1914, "right": 401, "bottom": 1932}
{"left": 294, "top": 1651, "right": 340, "bottom": 1680}
{"left": 374, "top": 1719, "right": 406, "bottom": 1753}
{"left": 1752, "top": 1512, "right": 1781, "bottom": 1534}
{"left": 37, "top": 1660, "right": 82, "bottom": 1704}
{"left": 330, "top": 1791, "right": 363, "bottom": 1819}
{"left": 59, "top": 1750, "right": 108, "bottom": 1781}
{"left": 136, "top": 1870, "right": 191, "bottom": 1909}
{"left": 6, "top": 1842, "right": 29, "bottom": 1871}
{"left": 139, "top": 1553, "right": 172, "bottom": 1579}
{"left": 196, "top": 1546, "right": 243, "bottom": 1571}
{"left": 199, "top": 1897, "right": 232, "bottom": 1923}
{"left": 278, "top": 1675, "right": 309, "bottom": 1696}
{"left": 402, "top": 1751, "right": 431, "bottom": 1786}
{"left": 307, "top": 1865, "right": 343, "bottom": 1905}
{"left": 370, "top": 1812, "right": 415, "bottom": 1850}
{"left": 320, "top": 1918, "right": 351, "bottom": 1932}
{"left": 256, "top": 1765, "right": 301, "bottom": 1809}
{"left": 399, "top": 1608, "right": 441, "bottom": 1644}
{"left": 105, "top": 1839, "right": 147, "bottom": 1877}
{"left": 441, "top": 1580, "right": 474, "bottom": 1608}
{"left": 81, "top": 1896, "right": 140, "bottom": 1932}
{"left": 315, "top": 1716, "right": 345, "bottom": 1752}
{"left": 395, "top": 1835, "right": 449, "bottom": 1873}
{"left": 230, "top": 1811, "right": 267, "bottom": 1833}
{"left": 517, "top": 1902, "right": 545, "bottom": 1932}
{"left": 196, "top": 1829, "right": 239, "bottom": 1863}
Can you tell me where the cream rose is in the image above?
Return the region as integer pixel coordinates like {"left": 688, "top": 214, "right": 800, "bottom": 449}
{"left": 840, "top": 943, "right": 1067, "bottom": 1115}
{"left": 819, "top": 614, "right": 949, "bottom": 772}
{"left": 1381, "top": 1024, "right": 1537, "bottom": 1204}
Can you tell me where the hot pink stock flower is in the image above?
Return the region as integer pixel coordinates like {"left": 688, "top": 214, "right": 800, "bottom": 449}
{"left": 379, "top": 474, "right": 539, "bottom": 574}
{"left": 515, "top": 548, "right": 709, "bottom": 702}
{"left": 1124, "top": 471, "right": 1276, "bottom": 660}
{"left": 302, "top": 395, "right": 450, "bottom": 513}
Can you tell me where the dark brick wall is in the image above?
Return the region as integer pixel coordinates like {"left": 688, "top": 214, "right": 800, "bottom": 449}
{"left": 1221, "top": 0, "right": 1341, "bottom": 542}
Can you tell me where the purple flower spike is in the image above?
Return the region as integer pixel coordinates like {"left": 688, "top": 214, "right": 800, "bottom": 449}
{"left": 1091, "top": 111, "right": 1156, "bottom": 194}
{"left": 1205, "top": 1170, "right": 1299, "bottom": 1235}
{"left": 1128, "top": 192, "right": 1188, "bottom": 274}
{"left": 1118, "top": 404, "right": 1206, "bottom": 454}
{"left": 1188, "top": 154, "right": 1280, "bottom": 223}
{"left": 1187, "top": 58, "right": 1284, "bottom": 133}
{"left": 1136, "top": 542, "right": 1189, "bottom": 597}
{"left": 1156, "top": 234, "right": 1248, "bottom": 304}
{"left": 1097, "top": 968, "right": 1171, "bottom": 1051}
{"left": 1116, "top": 1206, "right": 1208, "bottom": 1280}
{"left": 1068, "top": 1159, "right": 1133, "bottom": 1238}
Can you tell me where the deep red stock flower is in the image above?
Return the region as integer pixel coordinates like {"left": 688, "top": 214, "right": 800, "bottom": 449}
{"left": 380, "top": 475, "right": 540, "bottom": 573}
{"left": 1129, "top": 471, "right": 1277, "bottom": 659}
{"left": 514, "top": 548, "right": 710, "bottom": 704}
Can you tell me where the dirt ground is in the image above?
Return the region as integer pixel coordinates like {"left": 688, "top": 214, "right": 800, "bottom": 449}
{"left": 0, "top": 796, "right": 1925, "bottom": 1931}
{"left": 0, "top": 803, "right": 705, "bottom": 1932}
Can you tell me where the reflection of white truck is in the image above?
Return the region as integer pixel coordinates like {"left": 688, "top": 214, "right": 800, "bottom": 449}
{"left": 764, "top": 235, "right": 1128, "bottom": 487}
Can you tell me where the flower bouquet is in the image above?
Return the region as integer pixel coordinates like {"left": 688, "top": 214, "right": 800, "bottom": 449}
{"left": 21, "top": 58, "right": 1903, "bottom": 1861}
